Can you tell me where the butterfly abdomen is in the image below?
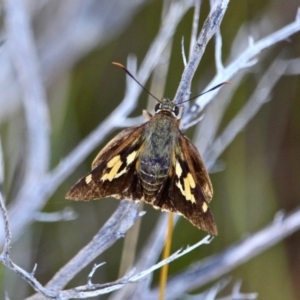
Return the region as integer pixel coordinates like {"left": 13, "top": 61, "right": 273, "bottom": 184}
{"left": 139, "top": 159, "right": 169, "bottom": 201}
{"left": 138, "top": 113, "right": 177, "bottom": 202}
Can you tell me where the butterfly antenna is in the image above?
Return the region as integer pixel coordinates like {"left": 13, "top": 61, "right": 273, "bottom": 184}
{"left": 178, "top": 81, "right": 231, "bottom": 104}
{"left": 112, "top": 62, "right": 162, "bottom": 103}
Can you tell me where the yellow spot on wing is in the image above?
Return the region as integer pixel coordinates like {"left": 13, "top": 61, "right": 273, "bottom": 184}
{"left": 175, "top": 164, "right": 196, "bottom": 203}
{"left": 107, "top": 159, "right": 122, "bottom": 181}
{"left": 101, "top": 155, "right": 123, "bottom": 182}
{"left": 184, "top": 177, "right": 191, "bottom": 199}
{"left": 176, "top": 177, "right": 196, "bottom": 203}
{"left": 107, "top": 155, "right": 121, "bottom": 168}
{"left": 101, "top": 151, "right": 138, "bottom": 182}
{"left": 187, "top": 173, "right": 195, "bottom": 188}
{"left": 183, "top": 177, "right": 196, "bottom": 203}
{"left": 85, "top": 174, "right": 92, "bottom": 184}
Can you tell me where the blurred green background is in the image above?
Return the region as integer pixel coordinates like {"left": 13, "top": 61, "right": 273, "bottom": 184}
{"left": 1, "top": 0, "right": 300, "bottom": 299}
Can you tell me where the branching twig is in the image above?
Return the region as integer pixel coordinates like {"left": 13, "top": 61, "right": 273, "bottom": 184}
{"left": 0, "top": 0, "right": 194, "bottom": 246}
{"left": 45, "top": 201, "right": 143, "bottom": 291}
{"left": 174, "top": 0, "right": 230, "bottom": 104}
{"left": 4, "top": 0, "right": 50, "bottom": 182}
{"left": 55, "top": 236, "right": 213, "bottom": 299}
{"left": 0, "top": 189, "right": 56, "bottom": 299}
{"left": 26, "top": 234, "right": 212, "bottom": 300}
{"left": 207, "top": 56, "right": 289, "bottom": 168}
{"left": 0, "top": 190, "right": 11, "bottom": 260}
{"left": 110, "top": 214, "right": 180, "bottom": 300}
{"left": 182, "top": 9, "right": 300, "bottom": 132}
{"left": 33, "top": 207, "right": 78, "bottom": 222}
{"left": 189, "top": 0, "right": 201, "bottom": 60}
{"left": 2, "top": 0, "right": 50, "bottom": 244}
{"left": 147, "top": 208, "right": 300, "bottom": 299}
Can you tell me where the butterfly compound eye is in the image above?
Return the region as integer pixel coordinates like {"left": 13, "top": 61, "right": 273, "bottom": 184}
{"left": 173, "top": 106, "right": 179, "bottom": 116}
{"left": 154, "top": 103, "right": 161, "bottom": 112}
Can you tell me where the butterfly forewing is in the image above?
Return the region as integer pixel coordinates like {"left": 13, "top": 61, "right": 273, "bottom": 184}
{"left": 66, "top": 125, "right": 145, "bottom": 201}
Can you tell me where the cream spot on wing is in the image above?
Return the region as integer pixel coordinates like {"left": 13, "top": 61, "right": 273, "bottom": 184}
{"left": 101, "top": 156, "right": 123, "bottom": 182}
{"left": 113, "top": 151, "right": 138, "bottom": 179}
{"left": 176, "top": 179, "right": 196, "bottom": 203}
{"left": 175, "top": 161, "right": 182, "bottom": 177}
{"left": 85, "top": 174, "right": 92, "bottom": 184}
{"left": 187, "top": 173, "right": 195, "bottom": 188}
{"left": 107, "top": 159, "right": 123, "bottom": 181}
{"left": 184, "top": 177, "right": 191, "bottom": 199}
{"left": 107, "top": 155, "right": 121, "bottom": 168}
{"left": 202, "top": 202, "right": 208, "bottom": 213}
{"left": 183, "top": 177, "right": 196, "bottom": 203}
{"left": 126, "top": 151, "right": 137, "bottom": 165}
{"left": 176, "top": 181, "right": 185, "bottom": 196}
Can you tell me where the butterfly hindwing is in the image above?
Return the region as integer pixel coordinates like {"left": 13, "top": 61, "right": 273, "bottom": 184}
{"left": 66, "top": 125, "right": 145, "bottom": 201}
{"left": 173, "top": 133, "right": 216, "bottom": 234}
{"left": 152, "top": 131, "right": 217, "bottom": 235}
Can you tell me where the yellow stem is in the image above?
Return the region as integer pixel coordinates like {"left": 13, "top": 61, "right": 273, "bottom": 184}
{"left": 159, "top": 212, "right": 174, "bottom": 300}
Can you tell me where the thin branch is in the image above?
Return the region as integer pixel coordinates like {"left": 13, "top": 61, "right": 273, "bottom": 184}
{"left": 181, "top": 37, "right": 188, "bottom": 67}
{"left": 174, "top": 0, "right": 230, "bottom": 104}
{"left": 87, "top": 263, "right": 107, "bottom": 286}
{"left": 0, "top": 190, "right": 11, "bottom": 259}
{"left": 2, "top": 0, "right": 51, "bottom": 245}
{"left": 0, "top": 138, "right": 4, "bottom": 195}
{"left": 214, "top": 28, "right": 224, "bottom": 73}
{"left": 131, "top": 236, "right": 213, "bottom": 282}
{"left": 0, "top": 188, "right": 56, "bottom": 299}
{"left": 181, "top": 10, "right": 300, "bottom": 131}
{"left": 25, "top": 202, "right": 142, "bottom": 300}
{"left": 33, "top": 207, "right": 78, "bottom": 222}
{"left": 3, "top": 0, "right": 50, "bottom": 182}
{"left": 280, "top": 57, "right": 300, "bottom": 75}
{"left": 207, "top": 57, "right": 288, "bottom": 168}
{"left": 54, "top": 236, "right": 213, "bottom": 299}
{"left": 210, "top": 0, "right": 224, "bottom": 74}
{"left": 109, "top": 213, "right": 171, "bottom": 300}
{"left": 45, "top": 201, "right": 142, "bottom": 291}
{"left": 27, "top": 235, "right": 212, "bottom": 300}
{"left": 147, "top": 208, "right": 300, "bottom": 299}
{"left": 189, "top": 0, "right": 202, "bottom": 60}
{"left": 183, "top": 277, "right": 231, "bottom": 299}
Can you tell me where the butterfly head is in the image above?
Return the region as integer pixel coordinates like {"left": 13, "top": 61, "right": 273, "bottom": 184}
{"left": 154, "top": 98, "right": 180, "bottom": 118}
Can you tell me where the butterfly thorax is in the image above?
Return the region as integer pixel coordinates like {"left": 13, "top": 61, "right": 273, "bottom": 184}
{"left": 138, "top": 101, "right": 179, "bottom": 202}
